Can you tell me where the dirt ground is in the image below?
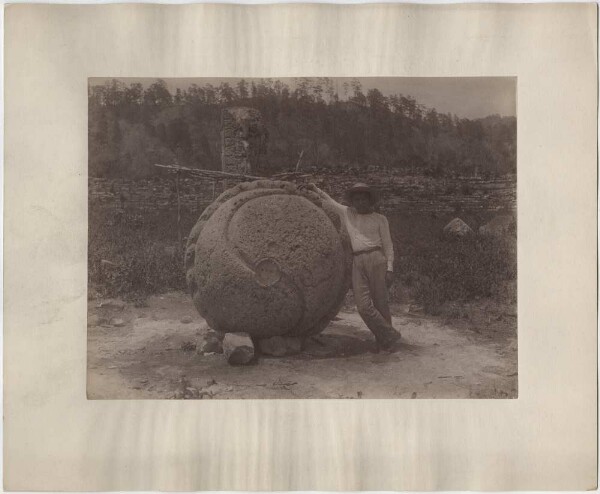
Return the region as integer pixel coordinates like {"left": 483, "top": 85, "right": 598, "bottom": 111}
{"left": 87, "top": 292, "right": 517, "bottom": 399}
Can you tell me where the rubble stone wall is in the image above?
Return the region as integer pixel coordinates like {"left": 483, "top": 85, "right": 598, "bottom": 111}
{"left": 89, "top": 174, "right": 516, "bottom": 215}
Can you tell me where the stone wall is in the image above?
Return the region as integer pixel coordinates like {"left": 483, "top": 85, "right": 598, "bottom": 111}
{"left": 89, "top": 174, "right": 516, "bottom": 215}
{"left": 89, "top": 177, "right": 227, "bottom": 215}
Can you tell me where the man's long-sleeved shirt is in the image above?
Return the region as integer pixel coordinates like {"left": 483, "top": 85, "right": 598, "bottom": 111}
{"left": 320, "top": 192, "right": 394, "bottom": 272}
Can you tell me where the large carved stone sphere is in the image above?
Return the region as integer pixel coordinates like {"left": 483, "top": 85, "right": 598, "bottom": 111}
{"left": 185, "top": 180, "right": 352, "bottom": 339}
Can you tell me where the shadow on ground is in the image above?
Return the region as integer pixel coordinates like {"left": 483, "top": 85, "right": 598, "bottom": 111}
{"left": 87, "top": 291, "right": 517, "bottom": 399}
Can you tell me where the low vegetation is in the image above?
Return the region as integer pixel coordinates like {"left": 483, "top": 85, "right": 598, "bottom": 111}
{"left": 88, "top": 78, "right": 517, "bottom": 313}
{"left": 89, "top": 192, "right": 516, "bottom": 316}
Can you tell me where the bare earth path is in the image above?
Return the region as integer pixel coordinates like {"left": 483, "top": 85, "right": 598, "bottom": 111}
{"left": 87, "top": 292, "right": 517, "bottom": 399}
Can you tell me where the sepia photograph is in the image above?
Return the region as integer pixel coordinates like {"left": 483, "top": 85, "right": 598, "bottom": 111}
{"left": 7, "top": 3, "right": 597, "bottom": 489}
{"left": 87, "top": 76, "right": 517, "bottom": 399}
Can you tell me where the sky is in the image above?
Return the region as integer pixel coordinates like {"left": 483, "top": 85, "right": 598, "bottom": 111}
{"left": 91, "top": 77, "right": 516, "bottom": 120}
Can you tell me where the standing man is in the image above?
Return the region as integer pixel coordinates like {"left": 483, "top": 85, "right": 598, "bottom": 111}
{"left": 306, "top": 183, "right": 402, "bottom": 351}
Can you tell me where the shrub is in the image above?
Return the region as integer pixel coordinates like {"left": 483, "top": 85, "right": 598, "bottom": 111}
{"left": 395, "top": 233, "right": 516, "bottom": 314}
{"left": 89, "top": 201, "right": 517, "bottom": 315}
{"left": 88, "top": 207, "right": 189, "bottom": 298}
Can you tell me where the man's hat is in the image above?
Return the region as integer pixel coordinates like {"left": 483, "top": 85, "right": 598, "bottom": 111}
{"left": 345, "top": 182, "right": 379, "bottom": 203}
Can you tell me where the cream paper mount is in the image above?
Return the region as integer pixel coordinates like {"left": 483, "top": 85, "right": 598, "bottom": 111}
{"left": 4, "top": 3, "right": 597, "bottom": 491}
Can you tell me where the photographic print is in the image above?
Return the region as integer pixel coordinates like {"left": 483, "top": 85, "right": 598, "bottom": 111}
{"left": 87, "top": 77, "right": 517, "bottom": 399}
{"left": 7, "top": 4, "right": 597, "bottom": 490}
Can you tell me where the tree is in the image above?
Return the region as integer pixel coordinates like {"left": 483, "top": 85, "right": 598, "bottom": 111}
{"left": 367, "top": 88, "right": 386, "bottom": 110}
{"left": 237, "top": 79, "right": 249, "bottom": 99}
{"left": 88, "top": 78, "right": 517, "bottom": 179}
{"left": 144, "top": 80, "right": 172, "bottom": 109}
{"left": 219, "top": 82, "right": 237, "bottom": 104}
{"left": 349, "top": 79, "right": 367, "bottom": 107}
{"left": 174, "top": 88, "right": 185, "bottom": 104}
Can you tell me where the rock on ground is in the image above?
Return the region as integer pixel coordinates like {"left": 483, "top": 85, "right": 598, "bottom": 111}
{"left": 198, "top": 332, "right": 224, "bottom": 354}
{"left": 223, "top": 332, "right": 255, "bottom": 365}
{"left": 443, "top": 217, "right": 474, "bottom": 237}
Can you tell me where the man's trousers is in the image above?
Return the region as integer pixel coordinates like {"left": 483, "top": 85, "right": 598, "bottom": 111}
{"left": 351, "top": 249, "right": 399, "bottom": 345}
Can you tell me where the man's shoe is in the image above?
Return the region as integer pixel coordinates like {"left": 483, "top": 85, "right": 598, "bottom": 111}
{"left": 379, "top": 331, "right": 402, "bottom": 352}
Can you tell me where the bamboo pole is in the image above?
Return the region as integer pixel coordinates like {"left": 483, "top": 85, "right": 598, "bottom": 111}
{"left": 154, "top": 163, "right": 261, "bottom": 181}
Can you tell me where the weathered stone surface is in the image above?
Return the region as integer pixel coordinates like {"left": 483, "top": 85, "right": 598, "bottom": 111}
{"left": 110, "top": 318, "right": 126, "bottom": 327}
{"left": 180, "top": 316, "right": 193, "bottom": 324}
{"left": 258, "top": 336, "right": 303, "bottom": 357}
{"left": 221, "top": 107, "right": 268, "bottom": 174}
{"left": 443, "top": 217, "right": 474, "bottom": 237}
{"left": 186, "top": 180, "right": 352, "bottom": 339}
{"left": 223, "top": 333, "right": 255, "bottom": 365}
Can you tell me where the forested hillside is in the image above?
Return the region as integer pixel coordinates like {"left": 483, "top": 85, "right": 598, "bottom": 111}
{"left": 89, "top": 78, "right": 516, "bottom": 179}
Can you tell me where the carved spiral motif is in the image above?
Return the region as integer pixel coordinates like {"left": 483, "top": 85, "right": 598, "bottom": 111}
{"left": 185, "top": 180, "right": 352, "bottom": 338}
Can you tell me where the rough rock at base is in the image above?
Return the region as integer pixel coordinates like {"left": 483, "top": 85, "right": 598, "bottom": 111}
{"left": 223, "top": 332, "right": 255, "bottom": 365}
{"left": 258, "top": 336, "right": 303, "bottom": 357}
{"left": 443, "top": 217, "right": 474, "bottom": 237}
{"left": 198, "top": 332, "right": 224, "bottom": 354}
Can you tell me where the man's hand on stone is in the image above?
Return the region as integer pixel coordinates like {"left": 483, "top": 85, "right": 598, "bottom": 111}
{"left": 298, "top": 182, "right": 317, "bottom": 192}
